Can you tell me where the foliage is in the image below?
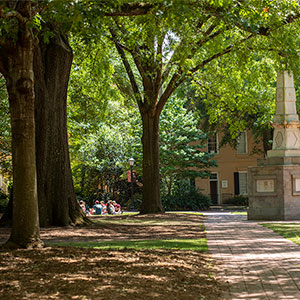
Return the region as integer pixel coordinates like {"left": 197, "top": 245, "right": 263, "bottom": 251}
{"left": 196, "top": 54, "right": 275, "bottom": 126}
{"left": 68, "top": 35, "right": 140, "bottom": 203}
{"left": 0, "top": 190, "right": 8, "bottom": 213}
{"left": 70, "top": 125, "right": 134, "bottom": 198}
{"left": 162, "top": 180, "right": 211, "bottom": 211}
{"left": 160, "top": 97, "right": 216, "bottom": 194}
{"left": 190, "top": 10, "right": 300, "bottom": 148}
{"left": 223, "top": 195, "right": 249, "bottom": 206}
{"left": 0, "top": 76, "right": 11, "bottom": 177}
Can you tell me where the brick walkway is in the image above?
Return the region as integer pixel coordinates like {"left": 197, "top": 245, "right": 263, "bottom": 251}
{"left": 204, "top": 212, "right": 300, "bottom": 300}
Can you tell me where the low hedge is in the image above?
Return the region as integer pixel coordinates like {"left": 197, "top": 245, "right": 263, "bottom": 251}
{"left": 162, "top": 188, "right": 211, "bottom": 211}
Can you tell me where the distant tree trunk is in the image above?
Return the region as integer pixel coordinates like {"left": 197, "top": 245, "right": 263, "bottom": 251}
{"left": 0, "top": 22, "right": 42, "bottom": 248}
{"left": 139, "top": 110, "right": 164, "bottom": 214}
{"left": 34, "top": 30, "right": 88, "bottom": 227}
{"left": 80, "top": 165, "right": 87, "bottom": 196}
{"left": 166, "top": 177, "right": 173, "bottom": 196}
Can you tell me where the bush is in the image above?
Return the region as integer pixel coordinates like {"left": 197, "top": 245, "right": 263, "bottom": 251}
{"left": 124, "top": 193, "right": 142, "bottom": 211}
{"left": 0, "top": 190, "right": 9, "bottom": 213}
{"left": 162, "top": 185, "right": 211, "bottom": 211}
{"left": 224, "top": 195, "right": 248, "bottom": 206}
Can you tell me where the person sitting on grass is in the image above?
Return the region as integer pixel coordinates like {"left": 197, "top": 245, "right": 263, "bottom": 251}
{"left": 93, "top": 200, "right": 102, "bottom": 215}
{"left": 113, "top": 201, "right": 122, "bottom": 214}
{"left": 100, "top": 201, "right": 107, "bottom": 215}
{"left": 79, "top": 200, "right": 88, "bottom": 215}
{"left": 107, "top": 200, "right": 115, "bottom": 214}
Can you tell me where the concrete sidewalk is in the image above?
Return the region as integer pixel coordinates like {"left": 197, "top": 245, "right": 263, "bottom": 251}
{"left": 204, "top": 212, "right": 300, "bottom": 300}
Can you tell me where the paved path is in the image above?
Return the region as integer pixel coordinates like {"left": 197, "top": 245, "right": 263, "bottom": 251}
{"left": 204, "top": 212, "right": 300, "bottom": 300}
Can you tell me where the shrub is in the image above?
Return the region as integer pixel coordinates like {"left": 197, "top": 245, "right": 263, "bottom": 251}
{"left": 162, "top": 186, "right": 211, "bottom": 211}
{"left": 224, "top": 195, "right": 248, "bottom": 206}
{"left": 0, "top": 190, "right": 9, "bottom": 213}
{"left": 124, "top": 193, "right": 142, "bottom": 211}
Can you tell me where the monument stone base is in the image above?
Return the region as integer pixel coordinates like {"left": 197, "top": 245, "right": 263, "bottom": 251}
{"left": 248, "top": 161, "right": 300, "bottom": 220}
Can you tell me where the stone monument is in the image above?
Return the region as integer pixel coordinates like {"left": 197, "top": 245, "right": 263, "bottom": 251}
{"left": 248, "top": 70, "right": 300, "bottom": 220}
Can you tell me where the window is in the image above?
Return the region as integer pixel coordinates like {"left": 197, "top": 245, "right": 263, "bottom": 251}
{"left": 208, "top": 133, "right": 218, "bottom": 154}
{"left": 210, "top": 173, "right": 218, "bottom": 180}
{"left": 239, "top": 172, "right": 248, "bottom": 195}
{"left": 237, "top": 132, "right": 247, "bottom": 154}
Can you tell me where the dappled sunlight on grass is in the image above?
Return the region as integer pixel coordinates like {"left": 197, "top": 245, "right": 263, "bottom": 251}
{"left": 167, "top": 211, "right": 203, "bottom": 215}
{"left": 92, "top": 211, "right": 204, "bottom": 226}
{"left": 261, "top": 223, "right": 300, "bottom": 245}
{"left": 50, "top": 238, "right": 208, "bottom": 252}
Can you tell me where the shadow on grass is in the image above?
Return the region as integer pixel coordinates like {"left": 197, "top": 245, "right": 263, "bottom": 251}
{"left": 92, "top": 211, "right": 204, "bottom": 226}
{"left": 49, "top": 238, "right": 208, "bottom": 252}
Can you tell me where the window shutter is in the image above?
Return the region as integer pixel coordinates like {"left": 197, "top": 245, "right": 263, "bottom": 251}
{"left": 234, "top": 172, "right": 239, "bottom": 195}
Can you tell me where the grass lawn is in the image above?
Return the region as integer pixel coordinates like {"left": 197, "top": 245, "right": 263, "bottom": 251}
{"left": 54, "top": 212, "right": 207, "bottom": 251}
{"left": 230, "top": 211, "right": 247, "bottom": 215}
{"left": 92, "top": 211, "right": 205, "bottom": 225}
{"left": 261, "top": 223, "right": 300, "bottom": 245}
{"left": 51, "top": 238, "right": 208, "bottom": 251}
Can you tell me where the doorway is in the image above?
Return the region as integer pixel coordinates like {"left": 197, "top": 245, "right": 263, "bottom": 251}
{"left": 209, "top": 173, "right": 219, "bottom": 205}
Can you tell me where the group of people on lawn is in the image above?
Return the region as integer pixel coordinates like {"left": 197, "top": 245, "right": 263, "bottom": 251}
{"left": 79, "top": 199, "right": 122, "bottom": 215}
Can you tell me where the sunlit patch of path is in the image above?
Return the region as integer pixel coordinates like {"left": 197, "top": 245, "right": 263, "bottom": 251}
{"left": 204, "top": 212, "right": 300, "bottom": 300}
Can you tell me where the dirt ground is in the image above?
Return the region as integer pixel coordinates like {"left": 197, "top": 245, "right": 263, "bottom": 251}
{"left": 0, "top": 213, "right": 225, "bottom": 300}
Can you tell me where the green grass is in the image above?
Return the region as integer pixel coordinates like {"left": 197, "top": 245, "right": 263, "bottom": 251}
{"left": 57, "top": 212, "right": 206, "bottom": 251}
{"left": 230, "top": 211, "right": 247, "bottom": 215}
{"left": 93, "top": 218, "right": 172, "bottom": 225}
{"left": 261, "top": 223, "right": 300, "bottom": 245}
{"left": 93, "top": 217, "right": 149, "bottom": 225}
{"left": 167, "top": 211, "right": 203, "bottom": 215}
{"left": 93, "top": 211, "right": 203, "bottom": 225}
{"left": 49, "top": 238, "right": 208, "bottom": 252}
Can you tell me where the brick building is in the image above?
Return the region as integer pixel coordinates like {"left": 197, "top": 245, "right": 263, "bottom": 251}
{"left": 196, "top": 131, "right": 264, "bottom": 204}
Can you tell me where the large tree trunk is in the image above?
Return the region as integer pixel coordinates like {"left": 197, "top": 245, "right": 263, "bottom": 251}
{"left": 0, "top": 30, "right": 88, "bottom": 228}
{"left": 1, "top": 27, "right": 42, "bottom": 248}
{"left": 34, "top": 31, "right": 87, "bottom": 227}
{"left": 139, "top": 110, "right": 164, "bottom": 214}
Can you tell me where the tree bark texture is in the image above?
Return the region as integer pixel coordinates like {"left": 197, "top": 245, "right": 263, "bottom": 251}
{"left": 0, "top": 31, "right": 87, "bottom": 228}
{"left": 0, "top": 29, "right": 42, "bottom": 248}
{"left": 139, "top": 111, "right": 164, "bottom": 214}
{"left": 34, "top": 32, "right": 87, "bottom": 226}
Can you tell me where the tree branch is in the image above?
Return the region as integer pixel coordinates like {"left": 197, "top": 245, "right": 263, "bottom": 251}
{"left": 111, "top": 18, "right": 153, "bottom": 96}
{"left": 161, "top": 16, "right": 216, "bottom": 83}
{"left": 109, "top": 28, "right": 143, "bottom": 110}
{"left": 190, "top": 33, "right": 254, "bottom": 74}
{"left": 153, "top": 32, "right": 165, "bottom": 101}
{"left": 0, "top": 7, "right": 27, "bottom": 23}
{"left": 105, "top": 2, "right": 155, "bottom": 17}
{"left": 156, "top": 70, "right": 185, "bottom": 116}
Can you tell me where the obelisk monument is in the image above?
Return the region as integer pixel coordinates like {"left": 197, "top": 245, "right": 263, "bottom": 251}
{"left": 248, "top": 71, "right": 300, "bottom": 220}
